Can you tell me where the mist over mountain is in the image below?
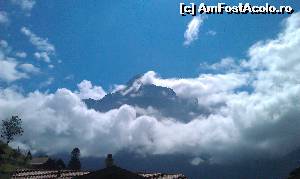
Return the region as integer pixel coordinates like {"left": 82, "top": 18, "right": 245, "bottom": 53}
{"left": 84, "top": 75, "right": 206, "bottom": 121}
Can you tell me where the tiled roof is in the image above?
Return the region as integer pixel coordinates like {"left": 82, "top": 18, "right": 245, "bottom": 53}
{"left": 12, "top": 168, "right": 187, "bottom": 179}
{"left": 12, "top": 169, "right": 90, "bottom": 179}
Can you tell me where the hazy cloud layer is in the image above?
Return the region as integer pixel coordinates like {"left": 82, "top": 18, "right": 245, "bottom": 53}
{"left": 0, "top": 13, "right": 300, "bottom": 163}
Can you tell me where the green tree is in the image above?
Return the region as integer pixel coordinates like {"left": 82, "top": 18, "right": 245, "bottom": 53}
{"left": 0, "top": 116, "right": 24, "bottom": 144}
{"left": 68, "top": 147, "right": 81, "bottom": 170}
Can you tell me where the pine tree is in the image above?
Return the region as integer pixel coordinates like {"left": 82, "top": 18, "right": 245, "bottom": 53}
{"left": 68, "top": 147, "right": 81, "bottom": 170}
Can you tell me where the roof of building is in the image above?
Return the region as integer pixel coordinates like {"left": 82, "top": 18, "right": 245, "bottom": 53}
{"left": 30, "top": 157, "right": 49, "bottom": 165}
{"left": 12, "top": 169, "right": 90, "bottom": 179}
{"left": 12, "top": 168, "right": 187, "bottom": 179}
{"left": 75, "top": 166, "right": 144, "bottom": 179}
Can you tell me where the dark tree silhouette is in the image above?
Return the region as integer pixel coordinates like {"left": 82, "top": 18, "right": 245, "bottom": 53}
{"left": 0, "top": 116, "right": 24, "bottom": 144}
{"left": 68, "top": 147, "right": 81, "bottom": 170}
{"left": 56, "top": 159, "right": 66, "bottom": 169}
{"left": 26, "top": 150, "right": 32, "bottom": 160}
{"left": 44, "top": 158, "right": 56, "bottom": 169}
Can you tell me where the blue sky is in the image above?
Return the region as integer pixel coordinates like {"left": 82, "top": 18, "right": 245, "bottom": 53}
{"left": 1, "top": 0, "right": 298, "bottom": 92}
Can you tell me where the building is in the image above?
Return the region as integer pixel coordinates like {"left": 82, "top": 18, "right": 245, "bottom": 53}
{"left": 12, "top": 154, "right": 187, "bottom": 179}
{"left": 30, "top": 157, "right": 50, "bottom": 169}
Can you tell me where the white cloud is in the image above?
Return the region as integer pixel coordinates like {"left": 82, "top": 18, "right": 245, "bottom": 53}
{"left": 11, "top": 0, "right": 36, "bottom": 12}
{"left": 184, "top": 16, "right": 204, "bottom": 46}
{"left": 0, "top": 58, "right": 28, "bottom": 82}
{"left": 207, "top": 30, "right": 217, "bottom": 36}
{"left": 111, "top": 84, "right": 126, "bottom": 93}
{"left": 1, "top": 13, "right": 300, "bottom": 163}
{"left": 21, "top": 27, "right": 55, "bottom": 63}
{"left": 76, "top": 80, "right": 106, "bottom": 100}
{"left": 137, "top": 70, "right": 248, "bottom": 109}
{"left": 0, "top": 86, "right": 243, "bottom": 159}
{"left": 19, "top": 63, "right": 40, "bottom": 74}
{"left": 34, "top": 52, "right": 51, "bottom": 63}
{"left": 199, "top": 57, "right": 240, "bottom": 73}
{"left": 64, "top": 74, "right": 74, "bottom": 81}
{"left": 15, "top": 52, "right": 27, "bottom": 58}
{"left": 0, "top": 11, "right": 9, "bottom": 25}
{"left": 190, "top": 157, "right": 205, "bottom": 166}
{"left": 0, "top": 40, "right": 8, "bottom": 48}
{"left": 0, "top": 41, "right": 29, "bottom": 82}
{"left": 21, "top": 27, "right": 55, "bottom": 52}
{"left": 39, "top": 77, "right": 54, "bottom": 88}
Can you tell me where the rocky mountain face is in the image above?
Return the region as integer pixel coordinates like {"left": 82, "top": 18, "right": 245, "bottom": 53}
{"left": 84, "top": 75, "right": 205, "bottom": 121}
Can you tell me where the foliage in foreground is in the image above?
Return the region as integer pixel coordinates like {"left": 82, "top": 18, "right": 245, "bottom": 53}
{"left": 0, "top": 141, "right": 30, "bottom": 176}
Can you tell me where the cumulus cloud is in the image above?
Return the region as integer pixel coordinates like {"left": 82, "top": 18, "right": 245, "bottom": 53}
{"left": 0, "top": 11, "right": 9, "bottom": 25}
{"left": 76, "top": 80, "right": 106, "bottom": 100}
{"left": 21, "top": 27, "right": 55, "bottom": 63}
{"left": 136, "top": 70, "right": 248, "bottom": 109}
{"left": 1, "top": 13, "right": 300, "bottom": 163}
{"left": 15, "top": 52, "right": 27, "bottom": 58}
{"left": 184, "top": 16, "right": 205, "bottom": 46}
{"left": 34, "top": 52, "right": 51, "bottom": 63}
{"left": 0, "top": 58, "right": 27, "bottom": 82}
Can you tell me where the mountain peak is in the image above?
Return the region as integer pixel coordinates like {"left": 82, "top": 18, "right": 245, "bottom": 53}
{"left": 119, "top": 73, "right": 145, "bottom": 95}
{"left": 84, "top": 74, "right": 204, "bottom": 121}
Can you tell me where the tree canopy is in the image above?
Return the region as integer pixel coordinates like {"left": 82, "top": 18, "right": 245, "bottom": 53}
{"left": 0, "top": 116, "right": 24, "bottom": 144}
